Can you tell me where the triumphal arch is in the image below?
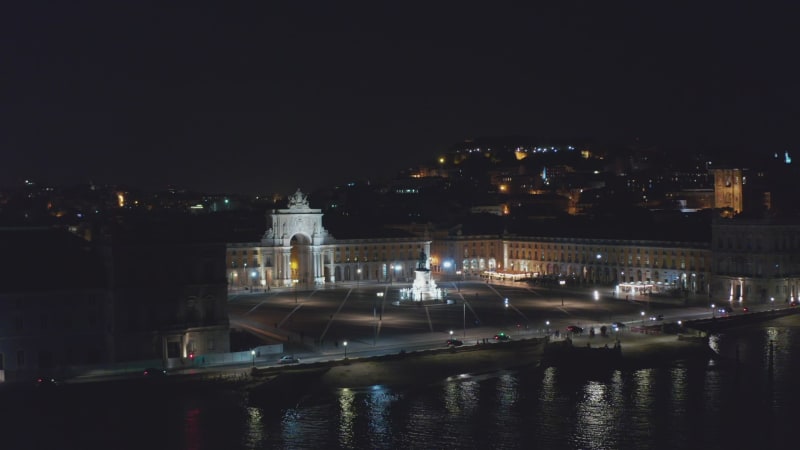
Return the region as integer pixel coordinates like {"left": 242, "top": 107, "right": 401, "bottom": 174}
{"left": 261, "top": 189, "right": 334, "bottom": 287}
{"left": 226, "top": 189, "right": 432, "bottom": 290}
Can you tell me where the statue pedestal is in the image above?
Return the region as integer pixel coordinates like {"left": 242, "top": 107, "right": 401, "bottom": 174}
{"left": 399, "top": 269, "right": 443, "bottom": 302}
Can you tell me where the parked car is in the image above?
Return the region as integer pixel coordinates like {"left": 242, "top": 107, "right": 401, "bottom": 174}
{"left": 611, "top": 322, "right": 626, "bottom": 330}
{"left": 35, "top": 377, "right": 60, "bottom": 389}
{"left": 493, "top": 333, "right": 511, "bottom": 342}
{"left": 143, "top": 367, "right": 167, "bottom": 377}
{"left": 446, "top": 339, "right": 463, "bottom": 347}
{"left": 279, "top": 355, "right": 300, "bottom": 364}
{"left": 565, "top": 325, "right": 583, "bottom": 334}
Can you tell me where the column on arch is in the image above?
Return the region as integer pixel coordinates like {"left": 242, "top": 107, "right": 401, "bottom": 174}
{"left": 330, "top": 249, "right": 337, "bottom": 282}
{"left": 312, "top": 247, "right": 322, "bottom": 284}
{"left": 258, "top": 246, "right": 267, "bottom": 287}
{"left": 281, "top": 247, "right": 292, "bottom": 286}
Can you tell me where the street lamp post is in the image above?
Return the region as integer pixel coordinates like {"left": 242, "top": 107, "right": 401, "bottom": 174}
{"left": 251, "top": 349, "right": 256, "bottom": 367}
{"left": 357, "top": 268, "right": 362, "bottom": 288}
{"left": 343, "top": 340, "right": 348, "bottom": 359}
{"left": 293, "top": 279, "right": 299, "bottom": 304}
{"left": 559, "top": 279, "right": 566, "bottom": 306}
{"left": 463, "top": 301, "right": 466, "bottom": 338}
{"left": 374, "top": 292, "right": 383, "bottom": 346}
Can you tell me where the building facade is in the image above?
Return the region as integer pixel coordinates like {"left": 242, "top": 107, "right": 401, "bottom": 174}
{"left": 501, "top": 236, "right": 710, "bottom": 293}
{"left": 711, "top": 217, "right": 800, "bottom": 304}
{"left": 429, "top": 233, "right": 503, "bottom": 278}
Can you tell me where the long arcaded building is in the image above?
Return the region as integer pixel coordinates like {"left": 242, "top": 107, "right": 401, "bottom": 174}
{"left": 227, "top": 190, "right": 800, "bottom": 307}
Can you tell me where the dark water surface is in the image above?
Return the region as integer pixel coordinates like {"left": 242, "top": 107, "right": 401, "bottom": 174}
{"left": 2, "top": 322, "right": 798, "bottom": 450}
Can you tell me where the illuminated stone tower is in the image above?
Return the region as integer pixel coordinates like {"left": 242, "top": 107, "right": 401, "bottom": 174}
{"left": 711, "top": 168, "right": 744, "bottom": 214}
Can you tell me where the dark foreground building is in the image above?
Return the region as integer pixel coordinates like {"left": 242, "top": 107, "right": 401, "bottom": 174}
{"left": 0, "top": 225, "right": 229, "bottom": 382}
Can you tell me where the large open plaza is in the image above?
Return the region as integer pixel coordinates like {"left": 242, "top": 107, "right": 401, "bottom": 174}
{"left": 228, "top": 277, "right": 721, "bottom": 364}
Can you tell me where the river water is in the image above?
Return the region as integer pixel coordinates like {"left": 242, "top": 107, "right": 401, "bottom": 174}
{"left": 3, "top": 318, "right": 798, "bottom": 450}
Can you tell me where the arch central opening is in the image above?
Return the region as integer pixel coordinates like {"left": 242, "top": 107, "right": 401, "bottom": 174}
{"left": 290, "top": 233, "right": 312, "bottom": 285}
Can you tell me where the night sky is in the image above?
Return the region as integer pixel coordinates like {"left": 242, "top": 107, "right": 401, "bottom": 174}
{"left": 3, "top": 1, "right": 798, "bottom": 195}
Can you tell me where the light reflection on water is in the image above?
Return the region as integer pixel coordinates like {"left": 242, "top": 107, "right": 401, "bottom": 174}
{"left": 364, "top": 386, "right": 395, "bottom": 448}
{"left": 573, "top": 380, "right": 616, "bottom": 449}
{"left": 337, "top": 387, "right": 356, "bottom": 448}
{"left": 243, "top": 407, "right": 263, "bottom": 449}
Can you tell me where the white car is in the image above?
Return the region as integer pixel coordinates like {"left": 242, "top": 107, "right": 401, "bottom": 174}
{"left": 279, "top": 356, "right": 300, "bottom": 364}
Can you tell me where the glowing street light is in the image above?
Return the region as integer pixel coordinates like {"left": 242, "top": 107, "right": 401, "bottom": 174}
{"left": 251, "top": 349, "right": 256, "bottom": 367}
{"left": 343, "top": 340, "right": 348, "bottom": 359}
{"left": 357, "top": 268, "right": 362, "bottom": 288}
{"left": 593, "top": 290, "right": 599, "bottom": 301}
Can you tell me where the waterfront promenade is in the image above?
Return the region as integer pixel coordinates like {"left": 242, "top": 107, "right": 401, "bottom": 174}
{"left": 7, "top": 279, "right": 798, "bottom": 387}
